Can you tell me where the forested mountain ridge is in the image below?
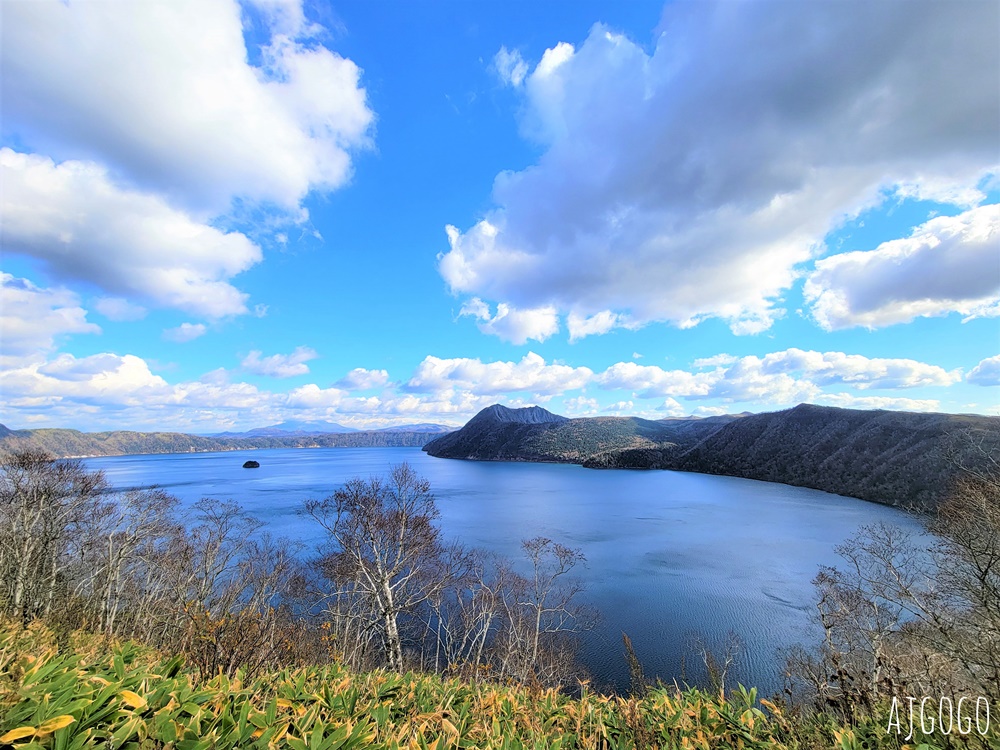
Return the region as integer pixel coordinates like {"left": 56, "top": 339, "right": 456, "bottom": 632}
{"left": 425, "top": 403, "right": 1000, "bottom": 510}
{"left": 662, "top": 402, "right": 998, "bottom": 510}
{"left": 422, "top": 405, "right": 741, "bottom": 463}
{"left": 0, "top": 425, "right": 435, "bottom": 458}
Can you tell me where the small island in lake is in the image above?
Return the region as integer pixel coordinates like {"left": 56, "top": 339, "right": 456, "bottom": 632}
{"left": 242, "top": 460, "right": 260, "bottom": 468}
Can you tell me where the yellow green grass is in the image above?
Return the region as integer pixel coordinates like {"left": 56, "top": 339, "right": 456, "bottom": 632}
{"left": 0, "top": 622, "right": 981, "bottom": 750}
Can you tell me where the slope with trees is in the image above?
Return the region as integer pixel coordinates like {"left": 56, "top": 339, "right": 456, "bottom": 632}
{"left": 426, "top": 403, "right": 1000, "bottom": 510}
{"left": 0, "top": 425, "right": 436, "bottom": 458}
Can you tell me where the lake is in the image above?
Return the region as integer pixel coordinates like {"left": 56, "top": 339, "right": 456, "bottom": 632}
{"left": 82, "top": 446, "right": 926, "bottom": 696}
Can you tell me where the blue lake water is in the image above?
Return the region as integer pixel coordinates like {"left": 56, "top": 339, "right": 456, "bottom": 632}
{"left": 82, "top": 446, "right": 927, "bottom": 696}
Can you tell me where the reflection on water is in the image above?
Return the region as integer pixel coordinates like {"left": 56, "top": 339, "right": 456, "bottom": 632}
{"left": 83, "top": 446, "right": 925, "bottom": 695}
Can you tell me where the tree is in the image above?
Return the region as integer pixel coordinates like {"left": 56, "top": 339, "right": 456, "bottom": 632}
{"left": 495, "top": 537, "right": 594, "bottom": 687}
{"left": 787, "top": 442, "right": 1000, "bottom": 716}
{"left": 0, "top": 449, "right": 106, "bottom": 625}
{"left": 304, "top": 463, "right": 450, "bottom": 672}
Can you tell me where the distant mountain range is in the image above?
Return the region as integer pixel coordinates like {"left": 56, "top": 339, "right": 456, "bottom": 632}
{"left": 423, "top": 403, "right": 1000, "bottom": 511}
{"left": 209, "top": 419, "right": 360, "bottom": 437}
{"left": 0, "top": 422, "right": 453, "bottom": 458}
{"left": 208, "top": 420, "right": 452, "bottom": 438}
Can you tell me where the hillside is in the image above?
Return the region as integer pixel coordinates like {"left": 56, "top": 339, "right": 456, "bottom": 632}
{"left": 422, "top": 405, "right": 739, "bottom": 463}
{"left": 0, "top": 425, "right": 435, "bottom": 458}
{"left": 426, "top": 403, "right": 1000, "bottom": 510}
{"left": 660, "top": 403, "right": 999, "bottom": 510}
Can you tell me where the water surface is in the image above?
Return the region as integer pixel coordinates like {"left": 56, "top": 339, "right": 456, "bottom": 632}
{"left": 83, "top": 447, "right": 925, "bottom": 695}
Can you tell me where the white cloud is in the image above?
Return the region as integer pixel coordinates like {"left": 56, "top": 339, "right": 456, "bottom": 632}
{"left": 2, "top": 0, "right": 373, "bottom": 214}
{"left": 94, "top": 297, "right": 147, "bottom": 322}
{"left": 242, "top": 346, "right": 318, "bottom": 378}
{"left": 2, "top": 353, "right": 172, "bottom": 409}
{"left": 692, "top": 406, "right": 729, "bottom": 418}
{"left": 758, "top": 349, "right": 960, "bottom": 389}
{"left": 805, "top": 204, "right": 1000, "bottom": 330}
{"left": 0, "top": 274, "right": 100, "bottom": 363}
{"left": 567, "top": 310, "right": 628, "bottom": 341}
{"left": 1, "top": 149, "right": 262, "bottom": 318}
{"left": 693, "top": 354, "right": 737, "bottom": 368}
{"left": 597, "top": 362, "right": 713, "bottom": 399}
{"left": 459, "top": 297, "right": 559, "bottom": 344}
{"left": 285, "top": 383, "right": 345, "bottom": 409}
{"left": 440, "top": 4, "right": 999, "bottom": 337}
{"left": 657, "top": 397, "right": 686, "bottom": 417}
{"left": 596, "top": 349, "right": 957, "bottom": 406}
{"left": 335, "top": 368, "right": 390, "bottom": 390}
{"left": 163, "top": 323, "right": 207, "bottom": 343}
{"left": 406, "top": 352, "right": 592, "bottom": 396}
{"left": 0, "top": 345, "right": 981, "bottom": 432}
{"left": 967, "top": 355, "right": 1000, "bottom": 386}
{"left": 817, "top": 393, "right": 941, "bottom": 412}
{"left": 493, "top": 46, "right": 528, "bottom": 87}
{"left": 605, "top": 400, "right": 635, "bottom": 415}
{"left": 564, "top": 396, "right": 599, "bottom": 415}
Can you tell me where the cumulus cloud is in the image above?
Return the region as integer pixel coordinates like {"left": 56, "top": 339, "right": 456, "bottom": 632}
{"left": 493, "top": 46, "right": 529, "bottom": 87}
{"left": 3, "top": 353, "right": 171, "bottom": 409}
{"left": 563, "top": 396, "right": 600, "bottom": 415}
{"left": 406, "top": 352, "right": 592, "bottom": 396}
{"left": 805, "top": 204, "right": 1000, "bottom": 330}
{"left": 1, "top": 150, "right": 262, "bottom": 318}
{"left": 242, "top": 346, "right": 318, "bottom": 378}
{"left": 459, "top": 297, "right": 559, "bottom": 344}
{"left": 0, "top": 351, "right": 287, "bottom": 430}
{"left": 597, "top": 362, "right": 712, "bottom": 399}
{"left": 0, "top": 344, "right": 978, "bottom": 431}
{"left": 335, "top": 368, "right": 390, "bottom": 390}
{"left": 163, "top": 323, "right": 207, "bottom": 343}
{"left": 817, "top": 393, "right": 941, "bottom": 412}
{"left": 595, "top": 349, "right": 958, "bottom": 406}
{"left": 2, "top": 0, "right": 373, "bottom": 214}
{"left": 440, "top": 2, "right": 998, "bottom": 336}
{"left": 284, "top": 383, "right": 344, "bottom": 409}
{"left": 567, "top": 310, "right": 629, "bottom": 341}
{"left": 0, "top": 274, "right": 100, "bottom": 363}
{"left": 657, "top": 398, "right": 686, "bottom": 417}
{"left": 758, "top": 349, "right": 961, "bottom": 389}
{"left": 693, "top": 354, "right": 737, "bottom": 368}
{"left": 967, "top": 355, "right": 1000, "bottom": 386}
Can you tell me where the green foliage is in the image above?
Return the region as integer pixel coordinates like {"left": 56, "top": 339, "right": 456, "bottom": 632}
{"left": 0, "top": 622, "right": 789, "bottom": 749}
{"left": 7, "top": 621, "right": 991, "bottom": 750}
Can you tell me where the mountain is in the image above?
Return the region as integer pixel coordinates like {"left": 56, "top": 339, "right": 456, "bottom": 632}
{"left": 425, "top": 404, "right": 1000, "bottom": 510}
{"left": 656, "top": 403, "right": 999, "bottom": 510}
{"left": 422, "top": 405, "right": 736, "bottom": 463}
{"left": 210, "top": 420, "right": 358, "bottom": 437}
{"left": 376, "top": 423, "right": 453, "bottom": 433}
{"left": 0, "top": 424, "right": 435, "bottom": 458}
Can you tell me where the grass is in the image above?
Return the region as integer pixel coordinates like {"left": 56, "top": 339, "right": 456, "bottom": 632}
{"left": 0, "top": 621, "right": 989, "bottom": 749}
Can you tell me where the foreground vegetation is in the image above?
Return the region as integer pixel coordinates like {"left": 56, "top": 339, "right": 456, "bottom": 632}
{"left": 4, "top": 620, "right": 985, "bottom": 750}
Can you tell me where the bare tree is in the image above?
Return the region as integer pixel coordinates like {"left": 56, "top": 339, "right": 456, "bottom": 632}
{"left": 0, "top": 449, "right": 106, "bottom": 625}
{"left": 494, "top": 537, "right": 594, "bottom": 687}
{"left": 788, "top": 446, "right": 1000, "bottom": 717}
{"left": 304, "top": 463, "right": 450, "bottom": 672}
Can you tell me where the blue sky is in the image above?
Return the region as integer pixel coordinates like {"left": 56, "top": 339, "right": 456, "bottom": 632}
{"left": 1, "top": 0, "right": 998, "bottom": 432}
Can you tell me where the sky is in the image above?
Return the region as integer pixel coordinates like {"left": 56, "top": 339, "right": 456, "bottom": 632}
{"left": 1, "top": 0, "right": 998, "bottom": 433}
